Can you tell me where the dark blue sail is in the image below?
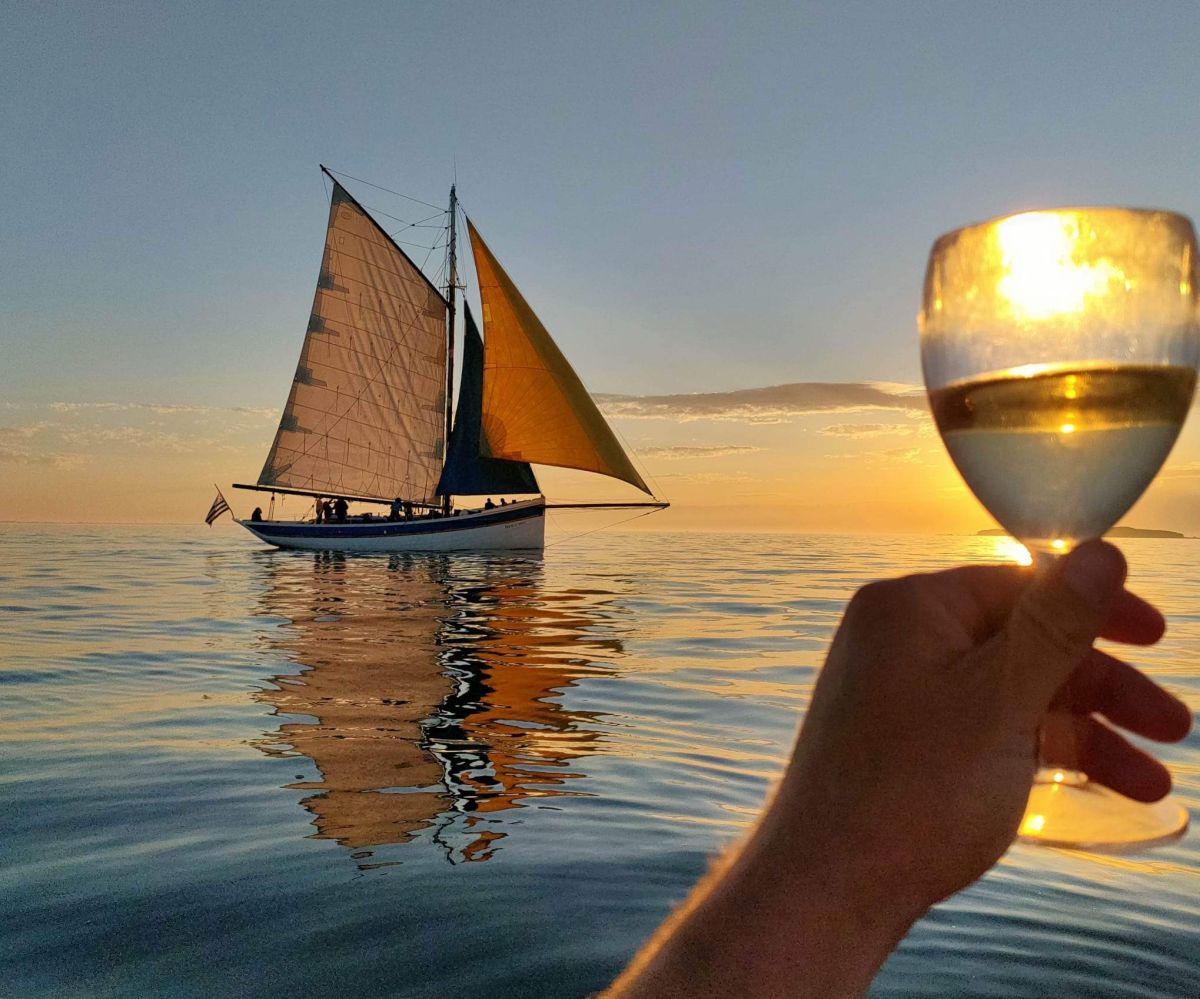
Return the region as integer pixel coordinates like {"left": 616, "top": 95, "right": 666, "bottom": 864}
{"left": 437, "top": 304, "right": 540, "bottom": 496}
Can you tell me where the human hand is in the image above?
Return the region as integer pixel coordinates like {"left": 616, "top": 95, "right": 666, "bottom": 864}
{"left": 772, "top": 539, "right": 1191, "bottom": 925}
{"left": 607, "top": 541, "right": 1191, "bottom": 999}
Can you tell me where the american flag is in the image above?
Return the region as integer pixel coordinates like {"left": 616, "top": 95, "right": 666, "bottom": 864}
{"left": 204, "top": 489, "right": 231, "bottom": 526}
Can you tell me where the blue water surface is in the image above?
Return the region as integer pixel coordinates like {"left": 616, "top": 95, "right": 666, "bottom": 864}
{"left": 1, "top": 526, "right": 1197, "bottom": 997}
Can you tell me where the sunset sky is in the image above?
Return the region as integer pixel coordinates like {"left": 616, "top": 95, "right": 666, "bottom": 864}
{"left": 6, "top": 3, "right": 1200, "bottom": 533}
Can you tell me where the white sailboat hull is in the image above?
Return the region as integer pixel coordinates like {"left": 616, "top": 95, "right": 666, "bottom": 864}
{"left": 238, "top": 499, "right": 545, "bottom": 553}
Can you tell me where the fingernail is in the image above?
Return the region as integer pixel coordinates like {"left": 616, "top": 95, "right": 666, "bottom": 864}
{"left": 1063, "top": 542, "right": 1124, "bottom": 604}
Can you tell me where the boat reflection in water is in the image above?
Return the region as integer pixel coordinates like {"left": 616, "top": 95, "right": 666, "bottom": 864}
{"left": 253, "top": 551, "right": 624, "bottom": 863}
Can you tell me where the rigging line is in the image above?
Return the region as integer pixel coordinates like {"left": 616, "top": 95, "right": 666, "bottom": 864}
{"left": 601, "top": 399, "right": 666, "bottom": 499}
{"left": 313, "top": 286, "right": 446, "bottom": 336}
{"left": 370, "top": 232, "right": 441, "bottom": 253}
{"left": 544, "top": 506, "right": 662, "bottom": 549}
{"left": 297, "top": 320, "right": 444, "bottom": 366}
{"left": 429, "top": 231, "right": 449, "bottom": 268}
{"left": 356, "top": 202, "right": 443, "bottom": 242}
{"left": 385, "top": 209, "right": 447, "bottom": 242}
{"left": 290, "top": 314, "right": 444, "bottom": 470}
{"left": 321, "top": 227, "right": 441, "bottom": 285}
{"left": 422, "top": 228, "right": 448, "bottom": 276}
{"left": 298, "top": 258, "right": 449, "bottom": 452}
{"left": 322, "top": 166, "right": 444, "bottom": 212}
{"left": 545, "top": 510, "right": 572, "bottom": 540}
{"left": 447, "top": 201, "right": 478, "bottom": 303}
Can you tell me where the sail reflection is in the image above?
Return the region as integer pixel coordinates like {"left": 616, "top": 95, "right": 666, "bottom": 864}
{"left": 253, "top": 552, "right": 624, "bottom": 862}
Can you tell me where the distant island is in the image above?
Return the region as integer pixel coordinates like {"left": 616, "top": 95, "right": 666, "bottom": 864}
{"left": 977, "top": 526, "right": 1189, "bottom": 539}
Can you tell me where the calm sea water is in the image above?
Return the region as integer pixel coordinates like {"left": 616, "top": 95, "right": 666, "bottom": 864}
{"left": 2, "top": 525, "right": 1198, "bottom": 997}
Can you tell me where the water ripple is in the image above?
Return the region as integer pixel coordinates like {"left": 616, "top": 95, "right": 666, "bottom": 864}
{"left": 1, "top": 525, "right": 1196, "bottom": 997}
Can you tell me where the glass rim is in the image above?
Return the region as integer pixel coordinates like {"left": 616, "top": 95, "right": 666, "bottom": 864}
{"left": 930, "top": 205, "right": 1196, "bottom": 250}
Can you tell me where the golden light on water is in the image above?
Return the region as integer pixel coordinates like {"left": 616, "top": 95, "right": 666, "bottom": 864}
{"left": 995, "top": 212, "right": 1126, "bottom": 321}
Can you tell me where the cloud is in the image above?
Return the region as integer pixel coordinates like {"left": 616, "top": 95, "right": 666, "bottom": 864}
{"left": 44, "top": 401, "right": 277, "bottom": 419}
{"left": 640, "top": 445, "right": 763, "bottom": 459}
{"left": 54, "top": 425, "right": 247, "bottom": 453}
{"left": 0, "top": 421, "right": 56, "bottom": 440}
{"left": 1158, "top": 462, "right": 1200, "bottom": 479}
{"left": 881, "top": 446, "right": 927, "bottom": 462}
{"left": 597, "top": 382, "right": 925, "bottom": 424}
{"left": 0, "top": 406, "right": 265, "bottom": 463}
{"left": 0, "top": 444, "right": 86, "bottom": 469}
{"left": 819, "top": 423, "right": 917, "bottom": 438}
{"left": 653, "top": 471, "right": 755, "bottom": 483}
{"left": 825, "top": 445, "right": 932, "bottom": 463}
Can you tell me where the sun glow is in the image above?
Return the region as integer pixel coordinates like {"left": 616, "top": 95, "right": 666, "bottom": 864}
{"left": 990, "top": 535, "right": 1033, "bottom": 566}
{"left": 995, "top": 212, "right": 1125, "bottom": 321}
{"left": 1022, "top": 813, "right": 1047, "bottom": 835}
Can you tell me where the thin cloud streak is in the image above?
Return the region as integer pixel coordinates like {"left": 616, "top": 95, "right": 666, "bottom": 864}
{"left": 0, "top": 444, "right": 86, "bottom": 469}
{"left": 653, "top": 471, "right": 755, "bottom": 483}
{"left": 640, "top": 445, "right": 763, "bottom": 459}
{"left": 43, "top": 402, "right": 278, "bottom": 419}
{"left": 820, "top": 423, "right": 917, "bottom": 438}
{"left": 824, "top": 445, "right": 932, "bottom": 463}
{"left": 597, "top": 382, "right": 925, "bottom": 424}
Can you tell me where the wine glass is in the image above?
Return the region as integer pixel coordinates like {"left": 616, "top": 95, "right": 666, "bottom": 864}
{"left": 921, "top": 207, "right": 1198, "bottom": 850}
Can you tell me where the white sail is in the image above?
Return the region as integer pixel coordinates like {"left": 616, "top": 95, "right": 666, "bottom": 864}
{"left": 258, "top": 181, "right": 448, "bottom": 502}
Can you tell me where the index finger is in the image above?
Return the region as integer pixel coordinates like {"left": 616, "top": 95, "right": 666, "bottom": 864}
{"left": 914, "top": 564, "right": 1165, "bottom": 647}
{"left": 915, "top": 564, "right": 1029, "bottom": 643}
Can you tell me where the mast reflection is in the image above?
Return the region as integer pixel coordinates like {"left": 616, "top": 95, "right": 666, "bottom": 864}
{"left": 254, "top": 551, "right": 624, "bottom": 863}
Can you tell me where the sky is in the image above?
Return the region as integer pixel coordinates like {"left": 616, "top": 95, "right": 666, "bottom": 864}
{"left": 5, "top": 2, "right": 1200, "bottom": 533}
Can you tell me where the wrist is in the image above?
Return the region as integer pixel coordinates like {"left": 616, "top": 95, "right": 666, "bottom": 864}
{"left": 612, "top": 791, "right": 922, "bottom": 999}
{"left": 727, "top": 799, "right": 922, "bottom": 991}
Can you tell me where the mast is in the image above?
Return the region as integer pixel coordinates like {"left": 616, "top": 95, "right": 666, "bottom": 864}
{"left": 442, "top": 184, "right": 458, "bottom": 514}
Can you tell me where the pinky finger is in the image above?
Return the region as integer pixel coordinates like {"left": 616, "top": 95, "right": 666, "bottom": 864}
{"left": 1078, "top": 715, "right": 1174, "bottom": 803}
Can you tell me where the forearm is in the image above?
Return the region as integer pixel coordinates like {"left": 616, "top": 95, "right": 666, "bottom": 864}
{"left": 604, "top": 784, "right": 920, "bottom": 998}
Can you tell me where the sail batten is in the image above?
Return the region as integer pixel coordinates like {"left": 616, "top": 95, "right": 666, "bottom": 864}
{"left": 258, "top": 180, "right": 448, "bottom": 502}
{"left": 467, "top": 221, "right": 652, "bottom": 495}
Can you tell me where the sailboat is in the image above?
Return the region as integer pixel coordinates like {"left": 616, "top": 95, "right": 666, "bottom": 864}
{"left": 230, "top": 167, "right": 667, "bottom": 552}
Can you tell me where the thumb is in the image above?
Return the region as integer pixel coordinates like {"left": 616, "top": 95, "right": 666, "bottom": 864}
{"left": 1000, "top": 540, "right": 1127, "bottom": 713}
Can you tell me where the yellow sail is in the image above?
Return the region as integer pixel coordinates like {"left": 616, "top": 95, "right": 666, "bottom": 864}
{"left": 467, "top": 220, "right": 650, "bottom": 494}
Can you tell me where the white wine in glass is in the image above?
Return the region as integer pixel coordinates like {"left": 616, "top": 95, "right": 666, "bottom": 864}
{"left": 921, "top": 208, "right": 1198, "bottom": 850}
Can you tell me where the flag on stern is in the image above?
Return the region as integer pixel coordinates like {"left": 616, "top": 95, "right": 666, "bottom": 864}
{"left": 205, "top": 488, "right": 231, "bottom": 526}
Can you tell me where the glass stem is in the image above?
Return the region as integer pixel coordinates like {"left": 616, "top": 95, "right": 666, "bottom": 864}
{"left": 1031, "top": 548, "right": 1087, "bottom": 787}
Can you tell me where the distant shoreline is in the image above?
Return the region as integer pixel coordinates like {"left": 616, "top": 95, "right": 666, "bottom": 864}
{"left": 976, "top": 526, "right": 1191, "bottom": 540}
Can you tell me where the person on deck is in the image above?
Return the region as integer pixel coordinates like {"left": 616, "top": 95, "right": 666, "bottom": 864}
{"left": 250, "top": 507, "right": 262, "bottom": 522}
{"left": 314, "top": 500, "right": 324, "bottom": 524}
{"left": 485, "top": 498, "right": 495, "bottom": 509}
{"left": 389, "top": 498, "right": 402, "bottom": 521}
{"left": 333, "top": 497, "right": 348, "bottom": 523}
{"left": 605, "top": 541, "right": 1191, "bottom": 998}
